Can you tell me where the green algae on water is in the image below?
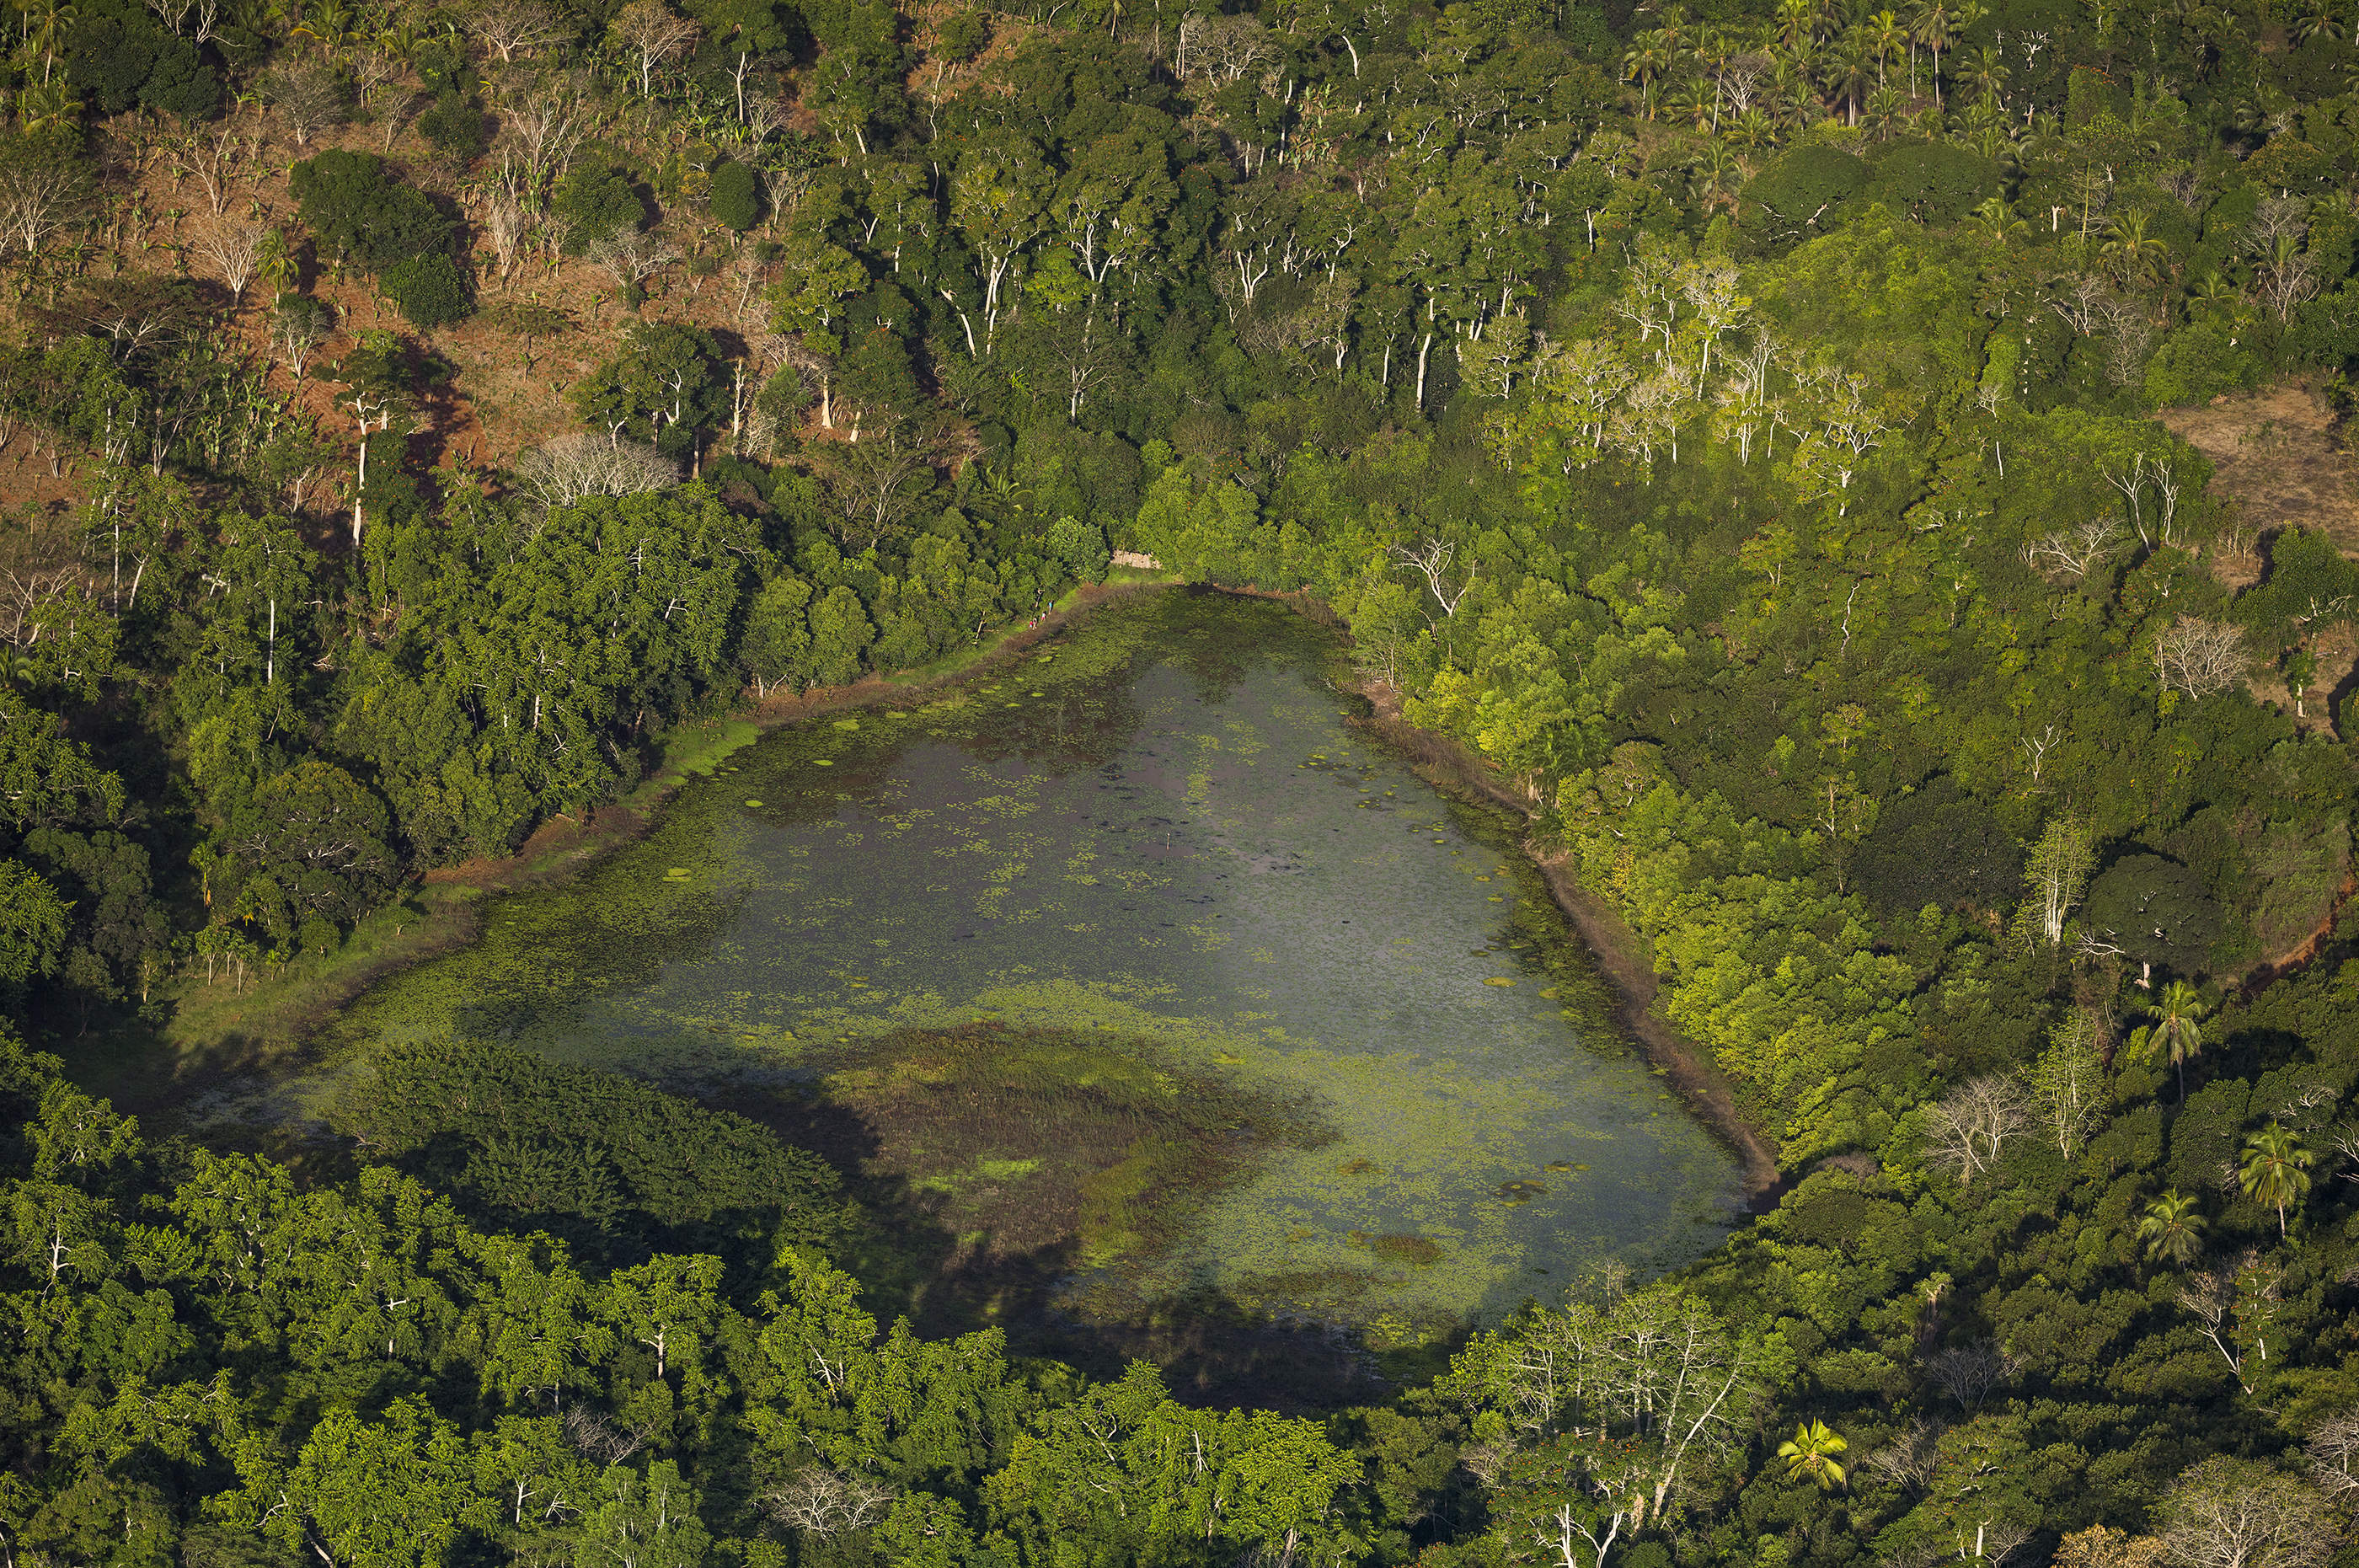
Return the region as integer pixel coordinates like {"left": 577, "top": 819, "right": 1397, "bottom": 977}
{"left": 313, "top": 593, "right": 1740, "bottom": 1339}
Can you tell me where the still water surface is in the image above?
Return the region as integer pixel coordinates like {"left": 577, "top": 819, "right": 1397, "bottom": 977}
{"left": 329, "top": 591, "right": 1740, "bottom": 1332}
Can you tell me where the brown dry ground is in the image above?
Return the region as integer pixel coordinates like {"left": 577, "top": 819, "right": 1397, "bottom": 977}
{"left": 2158, "top": 378, "right": 2359, "bottom": 737}
{"left": 2161, "top": 377, "right": 2359, "bottom": 557}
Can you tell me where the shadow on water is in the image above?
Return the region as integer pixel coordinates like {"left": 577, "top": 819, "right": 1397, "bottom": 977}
{"left": 163, "top": 591, "right": 1740, "bottom": 1413}
{"left": 704, "top": 1044, "right": 1411, "bottom": 1412}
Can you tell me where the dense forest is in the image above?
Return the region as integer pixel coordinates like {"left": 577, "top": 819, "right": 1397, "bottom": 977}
{"left": 13, "top": 0, "right": 2359, "bottom": 1559}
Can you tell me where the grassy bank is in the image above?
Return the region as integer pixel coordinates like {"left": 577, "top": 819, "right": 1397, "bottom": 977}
{"left": 77, "top": 574, "right": 1180, "bottom": 1121}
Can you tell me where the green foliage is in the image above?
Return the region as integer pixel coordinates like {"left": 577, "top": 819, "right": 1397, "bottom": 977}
{"left": 417, "top": 91, "right": 489, "bottom": 164}
{"left": 2086, "top": 854, "right": 2223, "bottom": 977}
{"left": 1741, "top": 145, "right": 1870, "bottom": 247}
{"left": 555, "top": 163, "right": 648, "bottom": 252}
{"left": 334, "top": 1037, "right": 842, "bottom": 1268}
{"left": 25, "top": 11, "right": 2359, "bottom": 1568}
{"left": 62, "top": 0, "right": 219, "bottom": 116}
{"left": 1044, "top": 515, "right": 1110, "bottom": 585}
{"left": 1850, "top": 776, "right": 2021, "bottom": 918}
{"left": 1864, "top": 142, "right": 2000, "bottom": 224}
{"left": 289, "top": 151, "right": 456, "bottom": 275}
{"left": 707, "top": 161, "right": 761, "bottom": 232}
{"left": 382, "top": 254, "right": 470, "bottom": 329}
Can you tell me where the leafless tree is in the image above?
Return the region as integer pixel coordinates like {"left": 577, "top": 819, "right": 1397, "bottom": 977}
{"left": 272, "top": 297, "right": 332, "bottom": 378}
{"left": 813, "top": 419, "right": 944, "bottom": 549}
{"left": 1924, "top": 1341, "right": 2014, "bottom": 1408}
{"left": 560, "top": 1405, "right": 649, "bottom": 1466}
{"left": 2249, "top": 195, "right": 2310, "bottom": 250}
{"left": 261, "top": 56, "right": 347, "bottom": 147}
{"left": 350, "top": 46, "right": 406, "bottom": 147}
{"left": 2253, "top": 237, "right": 2320, "bottom": 323}
{"left": 2158, "top": 1457, "right": 2338, "bottom": 1568}
{"left": 2025, "top": 514, "right": 2126, "bottom": 581}
{"left": 2096, "top": 295, "right": 2157, "bottom": 388}
{"left": 2153, "top": 617, "right": 2249, "bottom": 699}
{"left": 481, "top": 190, "right": 529, "bottom": 281}
{"left": 762, "top": 1470, "right": 895, "bottom": 1536}
{"left": 761, "top": 160, "right": 817, "bottom": 232}
{"left": 743, "top": 89, "right": 794, "bottom": 146}
{"left": 1864, "top": 1418, "right": 1948, "bottom": 1493}
{"left": 493, "top": 81, "right": 587, "bottom": 221}
{"left": 1176, "top": 11, "right": 1273, "bottom": 84}
{"left": 2048, "top": 272, "right": 2110, "bottom": 334}
{"left": 0, "top": 144, "right": 93, "bottom": 257}
{"left": 612, "top": 0, "right": 702, "bottom": 95}
{"left": 512, "top": 435, "right": 679, "bottom": 508}
{"left": 172, "top": 120, "right": 243, "bottom": 217}
{"left": 469, "top": 0, "right": 567, "bottom": 63}
{"left": 586, "top": 227, "right": 680, "bottom": 296}
{"left": 1392, "top": 538, "right": 1475, "bottom": 618}
{"left": 2152, "top": 459, "right": 2187, "bottom": 546}
{"left": 2305, "top": 1409, "right": 2359, "bottom": 1494}
{"left": 1923, "top": 1076, "right": 2028, "bottom": 1186}
{"left": 196, "top": 221, "right": 265, "bottom": 307}
{"left": 2176, "top": 1266, "right": 2264, "bottom": 1394}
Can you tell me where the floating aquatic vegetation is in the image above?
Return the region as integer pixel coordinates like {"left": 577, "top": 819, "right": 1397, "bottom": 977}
{"left": 317, "top": 594, "right": 1740, "bottom": 1336}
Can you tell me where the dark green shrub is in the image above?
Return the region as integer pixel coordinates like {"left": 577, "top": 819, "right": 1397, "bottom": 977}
{"left": 709, "top": 160, "right": 762, "bottom": 232}
{"left": 288, "top": 149, "right": 453, "bottom": 272}
{"left": 62, "top": 0, "right": 217, "bottom": 117}
{"left": 1741, "top": 144, "right": 1870, "bottom": 243}
{"left": 1852, "top": 775, "right": 2023, "bottom": 918}
{"left": 417, "top": 89, "right": 489, "bottom": 164}
{"left": 937, "top": 9, "right": 992, "bottom": 60}
{"left": 413, "top": 37, "right": 476, "bottom": 94}
{"left": 1864, "top": 142, "right": 2001, "bottom": 225}
{"left": 2084, "top": 853, "right": 2223, "bottom": 977}
{"left": 555, "top": 163, "right": 647, "bottom": 252}
{"left": 382, "top": 253, "right": 470, "bottom": 329}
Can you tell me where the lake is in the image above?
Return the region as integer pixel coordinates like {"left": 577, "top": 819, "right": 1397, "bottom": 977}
{"left": 314, "top": 589, "right": 1741, "bottom": 1351}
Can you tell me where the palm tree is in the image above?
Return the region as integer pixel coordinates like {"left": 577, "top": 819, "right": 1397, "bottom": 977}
{"left": 1623, "top": 31, "right": 1678, "bottom": 96}
{"left": 1695, "top": 141, "right": 1747, "bottom": 205}
{"left": 1779, "top": 1421, "right": 1849, "bottom": 1489}
{"left": 2137, "top": 1189, "right": 2207, "bottom": 1264}
{"left": 1667, "top": 75, "right": 1717, "bottom": 130}
{"left": 1909, "top": 0, "right": 1955, "bottom": 105}
{"left": 2102, "top": 210, "right": 2170, "bottom": 288}
{"left": 1957, "top": 42, "right": 2011, "bottom": 104}
{"left": 1726, "top": 105, "right": 1780, "bottom": 149}
{"left": 2135, "top": 980, "right": 2207, "bottom": 1104}
{"left": 1865, "top": 83, "right": 1907, "bottom": 137}
{"left": 1822, "top": 32, "right": 1875, "bottom": 121}
{"left": 1864, "top": 7, "right": 1907, "bottom": 83}
{"left": 1778, "top": 0, "right": 1821, "bottom": 51}
{"left": 2294, "top": 0, "right": 2346, "bottom": 43}
{"left": 2240, "top": 1122, "right": 2315, "bottom": 1238}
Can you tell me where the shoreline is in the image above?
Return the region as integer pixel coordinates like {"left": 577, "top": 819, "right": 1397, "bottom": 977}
{"left": 115, "top": 575, "right": 1784, "bottom": 1213}
{"left": 103, "top": 577, "right": 1174, "bottom": 1118}
{"left": 1328, "top": 678, "right": 1784, "bottom": 1202}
